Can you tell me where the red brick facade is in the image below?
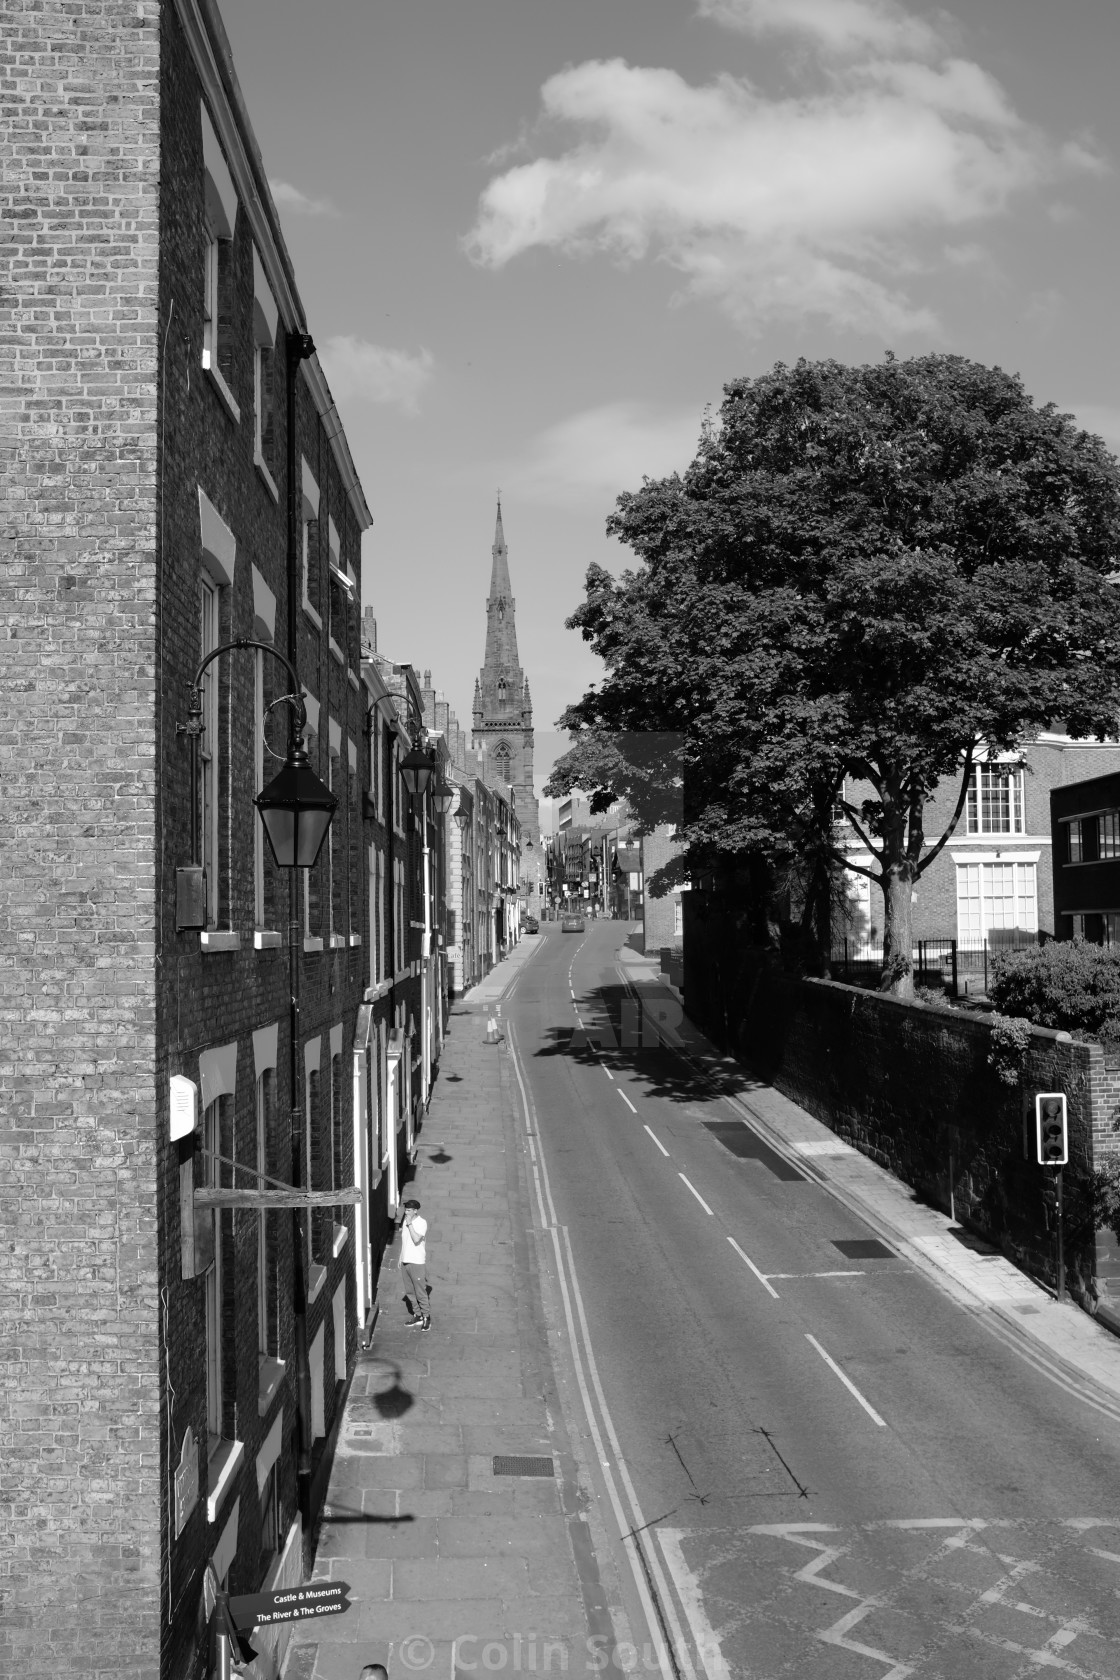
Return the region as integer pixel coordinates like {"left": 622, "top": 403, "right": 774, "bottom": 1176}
{"left": 0, "top": 4, "right": 433, "bottom": 1676}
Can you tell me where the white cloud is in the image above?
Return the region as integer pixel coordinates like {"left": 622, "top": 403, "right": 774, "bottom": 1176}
{"left": 509, "top": 401, "right": 703, "bottom": 507}
{"left": 317, "top": 337, "right": 435, "bottom": 415}
{"left": 269, "top": 179, "right": 340, "bottom": 218}
{"left": 698, "top": 0, "right": 941, "bottom": 57}
{"left": 464, "top": 16, "right": 1098, "bottom": 339}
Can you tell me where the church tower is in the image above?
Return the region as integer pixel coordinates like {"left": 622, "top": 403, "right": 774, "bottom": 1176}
{"left": 472, "top": 502, "right": 540, "bottom": 860}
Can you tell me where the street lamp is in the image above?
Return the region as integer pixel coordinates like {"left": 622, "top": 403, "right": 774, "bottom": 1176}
{"left": 431, "top": 779, "right": 455, "bottom": 816}
{"left": 255, "top": 736, "right": 337, "bottom": 869}
{"left": 399, "top": 743, "right": 436, "bottom": 798}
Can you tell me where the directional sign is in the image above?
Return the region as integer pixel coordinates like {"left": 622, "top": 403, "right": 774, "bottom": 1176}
{"left": 228, "top": 1579, "right": 352, "bottom": 1630}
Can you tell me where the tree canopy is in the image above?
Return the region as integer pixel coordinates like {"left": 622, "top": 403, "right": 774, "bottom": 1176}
{"left": 547, "top": 353, "right": 1120, "bottom": 991}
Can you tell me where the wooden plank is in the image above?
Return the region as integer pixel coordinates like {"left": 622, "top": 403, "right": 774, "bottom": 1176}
{"left": 193, "top": 1187, "right": 361, "bottom": 1209}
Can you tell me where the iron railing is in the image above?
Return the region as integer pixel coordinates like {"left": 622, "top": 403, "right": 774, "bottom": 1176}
{"left": 831, "top": 930, "right": 1047, "bottom": 992}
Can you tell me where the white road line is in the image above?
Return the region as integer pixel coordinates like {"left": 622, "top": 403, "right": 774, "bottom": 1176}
{"left": 659, "top": 1531, "right": 731, "bottom": 1680}
{"left": 727, "top": 1237, "right": 780, "bottom": 1299}
{"left": 644, "top": 1125, "right": 669, "bottom": 1157}
{"left": 679, "top": 1174, "right": 713, "bottom": 1215}
{"left": 766, "top": 1271, "right": 866, "bottom": 1279}
{"left": 506, "top": 1021, "right": 695, "bottom": 1679}
{"left": 604, "top": 1067, "right": 615, "bottom": 1081}
{"left": 618, "top": 1089, "right": 637, "bottom": 1113}
{"left": 805, "top": 1333, "right": 887, "bottom": 1427}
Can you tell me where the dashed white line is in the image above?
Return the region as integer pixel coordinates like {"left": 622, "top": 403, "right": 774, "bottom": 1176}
{"left": 603, "top": 1066, "right": 615, "bottom": 1081}
{"left": 767, "top": 1271, "right": 866, "bottom": 1280}
{"left": 679, "top": 1174, "right": 713, "bottom": 1215}
{"left": 618, "top": 1090, "right": 637, "bottom": 1114}
{"left": 644, "top": 1125, "right": 669, "bottom": 1157}
{"left": 805, "top": 1333, "right": 887, "bottom": 1427}
{"left": 727, "top": 1237, "right": 780, "bottom": 1299}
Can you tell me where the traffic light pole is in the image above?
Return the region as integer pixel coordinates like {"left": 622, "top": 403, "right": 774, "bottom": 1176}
{"left": 1055, "top": 1167, "right": 1065, "bottom": 1303}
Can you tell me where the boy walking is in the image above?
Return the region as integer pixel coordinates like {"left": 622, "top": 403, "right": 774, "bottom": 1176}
{"left": 399, "top": 1198, "right": 430, "bottom": 1330}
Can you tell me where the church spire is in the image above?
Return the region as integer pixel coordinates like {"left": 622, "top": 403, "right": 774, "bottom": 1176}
{"left": 490, "top": 498, "right": 512, "bottom": 601}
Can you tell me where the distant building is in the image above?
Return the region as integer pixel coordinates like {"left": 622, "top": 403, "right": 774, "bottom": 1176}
{"left": 471, "top": 503, "right": 541, "bottom": 881}
{"left": 1051, "top": 770, "right": 1120, "bottom": 943}
{"left": 838, "top": 733, "right": 1120, "bottom": 949}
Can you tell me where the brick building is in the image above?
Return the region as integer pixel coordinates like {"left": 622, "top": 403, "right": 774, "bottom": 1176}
{"left": 0, "top": 3, "right": 423, "bottom": 1676}
{"left": 838, "top": 734, "right": 1120, "bottom": 951}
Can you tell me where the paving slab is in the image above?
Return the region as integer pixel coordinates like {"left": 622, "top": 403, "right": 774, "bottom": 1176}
{"left": 283, "top": 937, "right": 634, "bottom": 1680}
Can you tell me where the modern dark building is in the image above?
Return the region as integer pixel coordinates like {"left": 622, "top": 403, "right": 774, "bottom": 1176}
{"left": 1051, "top": 770, "right": 1120, "bottom": 943}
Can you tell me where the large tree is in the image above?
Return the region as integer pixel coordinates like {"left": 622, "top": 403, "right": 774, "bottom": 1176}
{"left": 548, "top": 354, "right": 1120, "bottom": 994}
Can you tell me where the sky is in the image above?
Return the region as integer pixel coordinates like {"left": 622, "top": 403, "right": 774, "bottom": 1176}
{"left": 220, "top": 0, "right": 1120, "bottom": 796}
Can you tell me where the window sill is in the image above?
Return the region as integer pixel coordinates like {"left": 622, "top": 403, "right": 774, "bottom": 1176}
{"left": 302, "top": 598, "right": 323, "bottom": 633}
{"left": 206, "top": 1436, "right": 244, "bottom": 1524}
{"left": 364, "top": 979, "right": 391, "bottom": 1002}
{"left": 257, "top": 1356, "right": 286, "bottom": 1418}
{"left": 349, "top": 934, "right": 362, "bottom": 947}
{"left": 254, "top": 452, "right": 279, "bottom": 504}
{"left": 329, "top": 933, "right": 347, "bottom": 949}
{"left": 303, "top": 937, "right": 324, "bottom": 954}
{"left": 332, "top": 1222, "right": 348, "bottom": 1258}
{"left": 329, "top": 638, "right": 345, "bottom": 667}
{"left": 204, "top": 362, "right": 241, "bottom": 425}
{"left": 307, "top": 1262, "right": 327, "bottom": 1305}
{"left": 254, "top": 929, "right": 282, "bottom": 950}
{"left": 348, "top": 670, "right": 360, "bottom": 692}
{"left": 201, "top": 930, "right": 241, "bottom": 954}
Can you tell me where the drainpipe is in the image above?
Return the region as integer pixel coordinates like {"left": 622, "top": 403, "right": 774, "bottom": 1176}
{"left": 285, "top": 327, "right": 316, "bottom": 1561}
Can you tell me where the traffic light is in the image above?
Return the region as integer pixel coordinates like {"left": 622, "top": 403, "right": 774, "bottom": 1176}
{"left": 1035, "top": 1093, "right": 1068, "bottom": 1166}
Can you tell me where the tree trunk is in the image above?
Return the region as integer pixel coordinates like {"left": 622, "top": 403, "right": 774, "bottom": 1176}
{"left": 879, "top": 860, "right": 918, "bottom": 997}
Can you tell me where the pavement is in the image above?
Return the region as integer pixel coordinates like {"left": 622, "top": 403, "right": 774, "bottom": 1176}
{"left": 618, "top": 942, "right": 1120, "bottom": 1422}
{"left": 281, "top": 934, "right": 636, "bottom": 1680}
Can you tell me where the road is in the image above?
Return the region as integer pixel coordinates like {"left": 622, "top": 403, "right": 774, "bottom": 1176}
{"left": 505, "top": 919, "right": 1120, "bottom": 1680}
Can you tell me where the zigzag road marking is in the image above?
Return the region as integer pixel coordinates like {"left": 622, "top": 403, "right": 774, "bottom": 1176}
{"left": 743, "top": 1519, "right": 1120, "bottom": 1679}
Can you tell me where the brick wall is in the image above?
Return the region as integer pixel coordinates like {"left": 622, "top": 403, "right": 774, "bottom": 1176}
{"left": 155, "top": 7, "right": 371, "bottom": 1669}
{"left": 685, "top": 898, "right": 1116, "bottom": 1312}
{"left": 0, "top": 3, "right": 163, "bottom": 1675}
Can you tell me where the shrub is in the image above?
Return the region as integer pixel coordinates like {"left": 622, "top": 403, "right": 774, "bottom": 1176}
{"left": 987, "top": 1012, "right": 1032, "bottom": 1085}
{"left": 987, "top": 939, "right": 1120, "bottom": 1037}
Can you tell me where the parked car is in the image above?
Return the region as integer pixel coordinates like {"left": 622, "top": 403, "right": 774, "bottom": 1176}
{"left": 561, "top": 915, "right": 585, "bottom": 932}
{"left": 524, "top": 917, "right": 540, "bottom": 934}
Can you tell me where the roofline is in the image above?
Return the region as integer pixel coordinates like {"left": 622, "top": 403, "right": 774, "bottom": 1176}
{"left": 179, "top": 0, "right": 373, "bottom": 532}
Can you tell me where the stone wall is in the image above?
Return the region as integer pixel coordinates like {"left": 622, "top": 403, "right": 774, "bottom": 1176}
{"left": 685, "top": 897, "right": 1118, "bottom": 1312}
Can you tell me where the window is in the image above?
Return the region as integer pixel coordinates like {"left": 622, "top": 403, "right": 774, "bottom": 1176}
{"left": 1100, "top": 811, "right": 1120, "bottom": 859}
{"left": 673, "top": 897, "right": 683, "bottom": 939}
{"left": 203, "top": 1100, "right": 223, "bottom": 1455}
{"left": 254, "top": 647, "right": 268, "bottom": 927}
{"left": 305, "top": 1055, "right": 320, "bottom": 1267}
{"left": 252, "top": 250, "right": 278, "bottom": 490}
{"left": 201, "top": 105, "right": 239, "bottom": 417}
{"left": 965, "top": 763, "right": 1024, "bottom": 835}
{"left": 256, "top": 1074, "right": 271, "bottom": 1357}
{"left": 258, "top": 1461, "right": 279, "bottom": 1572}
{"left": 329, "top": 724, "right": 343, "bottom": 938}
{"left": 348, "top": 742, "right": 359, "bottom": 936}
{"left": 327, "top": 519, "right": 352, "bottom": 665}
{"left": 301, "top": 459, "right": 321, "bottom": 626}
{"left": 956, "top": 861, "right": 1037, "bottom": 944}
{"left": 331, "top": 1044, "right": 343, "bottom": 1226}
{"left": 394, "top": 857, "right": 404, "bottom": 973}
{"left": 199, "top": 578, "right": 219, "bottom": 927}
{"left": 1068, "top": 819, "right": 1085, "bottom": 864}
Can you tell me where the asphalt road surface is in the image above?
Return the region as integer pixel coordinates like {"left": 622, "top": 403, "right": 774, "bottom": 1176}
{"left": 507, "top": 919, "right": 1120, "bottom": 1680}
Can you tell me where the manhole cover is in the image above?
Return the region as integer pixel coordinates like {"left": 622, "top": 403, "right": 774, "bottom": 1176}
{"left": 493, "top": 1455, "right": 554, "bottom": 1477}
{"left": 832, "top": 1238, "right": 895, "bottom": 1259}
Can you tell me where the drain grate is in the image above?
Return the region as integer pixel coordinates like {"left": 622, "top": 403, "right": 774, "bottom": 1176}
{"left": 493, "top": 1455, "right": 555, "bottom": 1478}
{"left": 832, "top": 1238, "right": 895, "bottom": 1259}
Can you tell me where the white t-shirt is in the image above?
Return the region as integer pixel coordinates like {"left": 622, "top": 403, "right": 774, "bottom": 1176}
{"left": 400, "top": 1214, "right": 427, "bottom": 1265}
